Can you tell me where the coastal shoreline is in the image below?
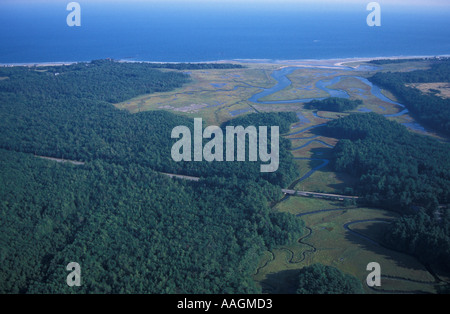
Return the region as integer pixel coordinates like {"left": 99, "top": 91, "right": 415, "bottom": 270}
{"left": 1, "top": 54, "right": 448, "bottom": 68}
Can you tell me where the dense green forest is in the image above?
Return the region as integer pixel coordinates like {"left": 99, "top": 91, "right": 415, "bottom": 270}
{"left": 140, "top": 62, "right": 245, "bottom": 70}
{"left": 324, "top": 113, "right": 450, "bottom": 211}
{"left": 0, "top": 149, "right": 303, "bottom": 293}
{"left": 323, "top": 113, "right": 450, "bottom": 269}
{"left": 384, "top": 211, "right": 450, "bottom": 268}
{"left": 296, "top": 264, "right": 364, "bottom": 294}
{"left": 367, "top": 57, "right": 445, "bottom": 65}
{"left": 219, "top": 112, "right": 300, "bottom": 186}
{"left": 0, "top": 60, "right": 297, "bottom": 187}
{"left": 304, "top": 97, "right": 362, "bottom": 112}
{"left": 369, "top": 59, "right": 450, "bottom": 136}
{"left": 0, "top": 60, "right": 304, "bottom": 293}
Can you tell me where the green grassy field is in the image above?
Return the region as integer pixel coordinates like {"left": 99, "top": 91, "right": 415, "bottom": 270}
{"left": 254, "top": 197, "right": 440, "bottom": 294}
{"left": 293, "top": 163, "right": 358, "bottom": 194}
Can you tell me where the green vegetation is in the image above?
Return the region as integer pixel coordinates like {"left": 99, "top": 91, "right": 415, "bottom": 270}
{"left": 0, "top": 60, "right": 297, "bottom": 187}
{"left": 305, "top": 97, "right": 362, "bottom": 112}
{"left": 219, "top": 112, "right": 300, "bottom": 187}
{"left": 0, "top": 60, "right": 304, "bottom": 293}
{"left": 0, "top": 149, "right": 304, "bottom": 293}
{"left": 144, "top": 62, "right": 245, "bottom": 70}
{"left": 2, "top": 57, "right": 449, "bottom": 294}
{"left": 222, "top": 112, "right": 297, "bottom": 134}
{"left": 266, "top": 196, "right": 438, "bottom": 294}
{"left": 323, "top": 113, "right": 450, "bottom": 271}
{"left": 324, "top": 113, "right": 450, "bottom": 212}
{"left": 296, "top": 264, "right": 364, "bottom": 294}
{"left": 384, "top": 211, "right": 450, "bottom": 268}
{"left": 367, "top": 58, "right": 439, "bottom": 65}
{"left": 369, "top": 58, "right": 450, "bottom": 135}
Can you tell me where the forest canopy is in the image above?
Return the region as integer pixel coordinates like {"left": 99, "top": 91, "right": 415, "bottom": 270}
{"left": 0, "top": 60, "right": 304, "bottom": 293}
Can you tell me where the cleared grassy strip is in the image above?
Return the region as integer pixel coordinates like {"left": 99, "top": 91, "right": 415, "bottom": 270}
{"left": 293, "top": 163, "right": 358, "bottom": 194}
{"left": 276, "top": 194, "right": 344, "bottom": 216}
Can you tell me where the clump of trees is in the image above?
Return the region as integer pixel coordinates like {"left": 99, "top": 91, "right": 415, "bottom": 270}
{"left": 383, "top": 211, "right": 450, "bottom": 269}
{"left": 305, "top": 97, "right": 362, "bottom": 112}
{"left": 296, "top": 264, "right": 364, "bottom": 294}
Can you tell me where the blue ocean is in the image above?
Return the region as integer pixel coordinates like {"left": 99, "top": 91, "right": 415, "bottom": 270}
{"left": 0, "top": 1, "right": 449, "bottom": 63}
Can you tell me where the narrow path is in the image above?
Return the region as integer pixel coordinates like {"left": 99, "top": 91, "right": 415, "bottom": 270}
{"left": 159, "top": 172, "right": 200, "bottom": 181}
{"left": 35, "top": 155, "right": 85, "bottom": 165}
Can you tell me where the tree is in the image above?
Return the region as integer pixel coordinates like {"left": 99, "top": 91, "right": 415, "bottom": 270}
{"left": 296, "top": 264, "right": 364, "bottom": 294}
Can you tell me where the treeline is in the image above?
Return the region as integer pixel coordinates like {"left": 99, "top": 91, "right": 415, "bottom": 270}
{"left": 369, "top": 59, "right": 450, "bottom": 135}
{"left": 367, "top": 57, "right": 446, "bottom": 65}
{"left": 143, "top": 62, "right": 245, "bottom": 70}
{"left": 304, "top": 97, "right": 362, "bottom": 112}
{"left": 14, "top": 59, "right": 190, "bottom": 103}
{"left": 323, "top": 113, "right": 450, "bottom": 269}
{"left": 0, "top": 60, "right": 304, "bottom": 293}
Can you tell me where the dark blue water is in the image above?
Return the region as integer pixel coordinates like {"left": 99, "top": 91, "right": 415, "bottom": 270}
{"left": 0, "top": 1, "right": 449, "bottom": 63}
{"left": 248, "top": 67, "right": 299, "bottom": 103}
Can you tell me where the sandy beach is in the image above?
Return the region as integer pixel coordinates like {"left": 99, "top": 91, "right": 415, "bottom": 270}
{"left": 1, "top": 55, "right": 449, "bottom": 68}
{"left": 0, "top": 61, "right": 78, "bottom": 67}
